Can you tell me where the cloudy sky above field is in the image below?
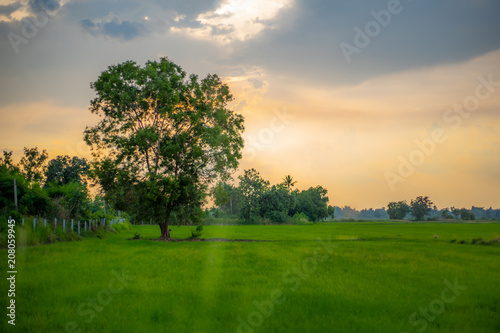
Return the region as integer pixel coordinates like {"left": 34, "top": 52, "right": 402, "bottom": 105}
{"left": 1, "top": 0, "right": 500, "bottom": 209}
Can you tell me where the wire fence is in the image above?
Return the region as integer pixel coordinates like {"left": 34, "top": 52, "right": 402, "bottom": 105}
{"left": 10, "top": 216, "right": 126, "bottom": 235}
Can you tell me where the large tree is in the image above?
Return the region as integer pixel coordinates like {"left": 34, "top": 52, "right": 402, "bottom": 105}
{"left": 387, "top": 201, "right": 410, "bottom": 220}
{"left": 410, "top": 196, "right": 433, "bottom": 221}
{"left": 84, "top": 58, "right": 244, "bottom": 240}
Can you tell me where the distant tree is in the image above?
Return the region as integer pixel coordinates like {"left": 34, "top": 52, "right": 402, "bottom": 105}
{"left": 387, "top": 201, "right": 410, "bottom": 220}
{"left": 0, "top": 151, "right": 19, "bottom": 174}
{"left": 452, "top": 208, "right": 461, "bottom": 219}
{"left": 294, "top": 186, "right": 329, "bottom": 222}
{"left": 46, "top": 182, "right": 90, "bottom": 219}
{"left": 215, "top": 182, "right": 241, "bottom": 215}
{"left": 327, "top": 205, "right": 335, "bottom": 220}
{"left": 459, "top": 208, "right": 475, "bottom": 221}
{"left": 410, "top": 196, "right": 433, "bottom": 221}
{"left": 45, "top": 155, "right": 89, "bottom": 186}
{"left": 440, "top": 208, "right": 453, "bottom": 219}
{"left": 19, "top": 147, "right": 48, "bottom": 183}
{"left": 280, "top": 175, "right": 297, "bottom": 190}
{"left": 258, "top": 186, "right": 295, "bottom": 223}
{"left": 238, "top": 169, "right": 269, "bottom": 220}
{"left": 85, "top": 58, "right": 244, "bottom": 240}
{"left": 211, "top": 183, "right": 229, "bottom": 209}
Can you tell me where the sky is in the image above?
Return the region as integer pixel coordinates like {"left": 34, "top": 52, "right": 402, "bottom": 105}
{"left": 0, "top": 0, "right": 499, "bottom": 209}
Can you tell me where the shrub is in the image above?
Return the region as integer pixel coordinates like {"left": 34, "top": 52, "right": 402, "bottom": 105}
{"left": 111, "top": 221, "right": 132, "bottom": 232}
{"left": 290, "top": 212, "right": 310, "bottom": 225}
{"left": 190, "top": 224, "right": 203, "bottom": 239}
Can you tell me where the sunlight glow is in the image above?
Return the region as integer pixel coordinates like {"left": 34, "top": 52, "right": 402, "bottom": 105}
{"left": 171, "top": 0, "right": 292, "bottom": 43}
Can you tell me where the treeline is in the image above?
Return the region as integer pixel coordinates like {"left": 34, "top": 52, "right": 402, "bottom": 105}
{"left": 0, "top": 148, "right": 126, "bottom": 225}
{"left": 384, "top": 197, "right": 499, "bottom": 221}
{"left": 210, "top": 169, "right": 334, "bottom": 223}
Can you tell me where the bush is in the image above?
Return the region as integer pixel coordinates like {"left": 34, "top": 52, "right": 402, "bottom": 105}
{"left": 111, "top": 221, "right": 132, "bottom": 232}
{"left": 289, "top": 212, "right": 310, "bottom": 225}
{"left": 190, "top": 224, "right": 203, "bottom": 239}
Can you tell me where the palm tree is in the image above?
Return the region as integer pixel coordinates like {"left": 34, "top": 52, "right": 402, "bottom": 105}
{"left": 282, "top": 175, "right": 297, "bottom": 189}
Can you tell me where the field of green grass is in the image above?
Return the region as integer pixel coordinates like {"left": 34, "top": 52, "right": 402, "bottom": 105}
{"left": 1, "top": 221, "right": 499, "bottom": 332}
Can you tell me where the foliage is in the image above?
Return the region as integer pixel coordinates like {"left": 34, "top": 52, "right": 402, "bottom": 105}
{"left": 280, "top": 175, "right": 297, "bottom": 190}
{"left": 327, "top": 205, "right": 335, "bottom": 220}
{"left": 45, "top": 181, "right": 90, "bottom": 219}
{"left": 189, "top": 224, "right": 204, "bottom": 239}
{"left": 387, "top": 201, "right": 410, "bottom": 219}
{"left": 84, "top": 58, "right": 244, "bottom": 240}
{"left": 19, "top": 147, "right": 48, "bottom": 183}
{"left": 0, "top": 167, "right": 52, "bottom": 218}
{"left": 293, "top": 186, "right": 329, "bottom": 222}
{"left": 258, "top": 186, "right": 295, "bottom": 223}
{"left": 410, "top": 196, "right": 433, "bottom": 221}
{"left": 440, "top": 208, "right": 454, "bottom": 219}
{"left": 237, "top": 168, "right": 270, "bottom": 220}
{"left": 290, "top": 212, "right": 310, "bottom": 224}
{"left": 0, "top": 151, "right": 19, "bottom": 173}
{"left": 45, "top": 155, "right": 89, "bottom": 186}
{"left": 212, "top": 183, "right": 229, "bottom": 207}
{"left": 459, "top": 209, "right": 475, "bottom": 220}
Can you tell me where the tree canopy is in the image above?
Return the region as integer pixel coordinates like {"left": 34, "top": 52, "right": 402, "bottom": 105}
{"left": 410, "top": 196, "right": 433, "bottom": 221}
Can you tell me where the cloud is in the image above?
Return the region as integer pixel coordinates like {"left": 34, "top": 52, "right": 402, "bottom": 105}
{"left": 0, "top": 2, "right": 22, "bottom": 20}
{"left": 80, "top": 16, "right": 146, "bottom": 40}
{"left": 171, "top": 0, "right": 293, "bottom": 43}
{"left": 27, "top": 0, "right": 61, "bottom": 15}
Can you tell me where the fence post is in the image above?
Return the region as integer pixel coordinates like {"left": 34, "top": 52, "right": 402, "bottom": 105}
{"left": 71, "top": 219, "right": 74, "bottom": 232}
{"left": 84, "top": 221, "right": 87, "bottom": 232}
{"left": 63, "top": 219, "right": 66, "bottom": 232}
{"left": 33, "top": 218, "right": 36, "bottom": 230}
{"left": 22, "top": 218, "right": 24, "bottom": 226}
{"left": 78, "top": 221, "right": 80, "bottom": 234}
{"left": 44, "top": 219, "right": 46, "bottom": 227}
{"left": 54, "top": 218, "right": 57, "bottom": 232}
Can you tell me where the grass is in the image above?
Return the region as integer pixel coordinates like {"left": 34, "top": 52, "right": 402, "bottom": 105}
{"left": 1, "top": 221, "right": 499, "bottom": 332}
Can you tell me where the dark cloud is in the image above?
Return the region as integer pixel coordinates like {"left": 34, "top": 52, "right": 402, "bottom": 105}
{"left": 80, "top": 17, "right": 146, "bottom": 40}
{"left": 27, "top": 0, "right": 61, "bottom": 15}
{"left": 225, "top": 0, "right": 500, "bottom": 86}
{"left": 0, "top": 2, "right": 22, "bottom": 18}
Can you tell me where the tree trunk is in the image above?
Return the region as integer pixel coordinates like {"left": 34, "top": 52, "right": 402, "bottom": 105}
{"left": 159, "top": 220, "right": 171, "bottom": 241}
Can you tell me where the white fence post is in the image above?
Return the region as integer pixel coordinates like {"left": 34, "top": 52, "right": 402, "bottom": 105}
{"left": 33, "top": 218, "right": 36, "bottom": 230}
{"left": 54, "top": 218, "right": 57, "bottom": 232}
{"left": 44, "top": 219, "right": 46, "bottom": 227}
{"left": 22, "top": 218, "right": 24, "bottom": 226}
{"left": 71, "top": 219, "right": 74, "bottom": 232}
{"left": 63, "top": 219, "right": 66, "bottom": 232}
{"left": 84, "top": 221, "right": 87, "bottom": 232}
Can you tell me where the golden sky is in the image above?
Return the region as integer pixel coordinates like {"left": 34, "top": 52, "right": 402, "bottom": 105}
{"left": 1, "top": 0, "right": 499, "bottom": 209}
